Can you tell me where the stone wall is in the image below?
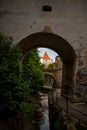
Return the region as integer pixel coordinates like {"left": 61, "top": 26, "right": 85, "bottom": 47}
{"left": 0, "top": 0, "right": 87, "bottom": 98}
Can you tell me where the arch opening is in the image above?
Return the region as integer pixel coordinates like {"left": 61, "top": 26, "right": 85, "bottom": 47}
{"left": 44, "top": 74, "right": 57, "bottom": 89}
{"left": 17, "top": 32, "right": 76, "bottom": 96}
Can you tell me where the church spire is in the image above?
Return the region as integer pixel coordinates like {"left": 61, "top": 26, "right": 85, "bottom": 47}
{"left": 42, "top": 51, "right": 51, "bottom": 60}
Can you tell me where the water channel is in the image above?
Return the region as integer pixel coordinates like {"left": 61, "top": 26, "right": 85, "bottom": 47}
{"left": 38, "top": 92, "right": 50, "bottom": 130}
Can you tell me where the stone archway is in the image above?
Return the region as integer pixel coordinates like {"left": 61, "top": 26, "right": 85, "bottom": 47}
{"left": 17, "top": 32, "right": 76, "bottom": 96}
{"left": 44, "top": 74, "right": 57, "bottom": 89}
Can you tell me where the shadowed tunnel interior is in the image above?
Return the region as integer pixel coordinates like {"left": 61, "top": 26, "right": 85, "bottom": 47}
{"left": 44, "top": 73, "right": 57, "bottom": 88}
{"left": 17, "top": 32, "right": 76, "bottom": 96}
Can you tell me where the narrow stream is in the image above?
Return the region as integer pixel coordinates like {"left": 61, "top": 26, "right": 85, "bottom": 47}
{"left": 38, "top": 92, "right": 50, "bottom": 130}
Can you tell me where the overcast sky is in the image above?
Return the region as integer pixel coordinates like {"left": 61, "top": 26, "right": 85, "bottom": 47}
{"left": 38, "top": 47, "right": 58, "bottom": 62}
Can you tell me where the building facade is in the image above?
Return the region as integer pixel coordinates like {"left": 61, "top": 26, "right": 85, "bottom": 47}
{"left": 40, "top": 51, "right": 53, "bottom": 68}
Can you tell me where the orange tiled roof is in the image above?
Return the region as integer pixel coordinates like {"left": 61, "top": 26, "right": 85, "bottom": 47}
{"left": 42, "top": 52, "right": 50, "bottom": 60}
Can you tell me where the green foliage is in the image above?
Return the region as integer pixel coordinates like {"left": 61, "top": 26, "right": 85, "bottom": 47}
{"left": 0, "top": 33, "right": 45, "bottom": 124}
{"left": 48, "top": 63, "right": 55, "bottom": 69}
{"left": 0, "top": 33, "right": 44, "bottom": 119}
{"left": 65, "top": 114, "right": 73, "bottom": 124}
{"left": 20, "top": 102, "right": 33, "bottom": 119}
{"left": 54, "top": 118, "right": 65, "bottom": 130}
{"left": 0, "top": 33, "right": 30, "bottom": 117}
{"left": 22, "top": 49, "right": 45, "bottom": 94}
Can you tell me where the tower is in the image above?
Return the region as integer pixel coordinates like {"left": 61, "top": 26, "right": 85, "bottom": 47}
{"left": 40, "top": 52, "right": 53, "bottom": 68}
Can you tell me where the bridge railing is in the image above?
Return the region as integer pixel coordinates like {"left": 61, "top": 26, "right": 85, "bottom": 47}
{"left": 54, "top": 91, "right": 87, "bottom": 125}
{"left": 61, "top": 93, "right": 87, "bottom": 113}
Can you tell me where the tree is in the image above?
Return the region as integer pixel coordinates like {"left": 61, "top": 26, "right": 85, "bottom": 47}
{"left": 0, "top": 33, "right": 29, "bottom": 117}
{"left": 22, "top": 49, "right": 45, "bottom": 94}
{"left": 0, "top": 32, "right": 44, "bottom": 120}
{"left": 48, "top": 63, "right": 55, "bottom": 69}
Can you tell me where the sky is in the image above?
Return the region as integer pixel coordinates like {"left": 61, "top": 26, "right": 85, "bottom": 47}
{"left": 38, "top": 47, "right": 58, "bottom": 62}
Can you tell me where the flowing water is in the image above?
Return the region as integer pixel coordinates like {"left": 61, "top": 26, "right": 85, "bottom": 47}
{"left": 38, "top": 93, "right": 50, "bottom": 130}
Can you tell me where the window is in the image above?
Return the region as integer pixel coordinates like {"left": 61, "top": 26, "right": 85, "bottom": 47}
{"left": 42, "top": 5, "right": 52, "bottom": 12}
